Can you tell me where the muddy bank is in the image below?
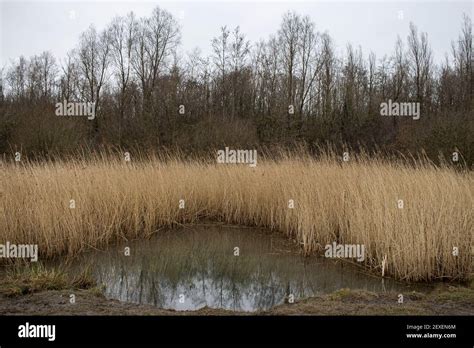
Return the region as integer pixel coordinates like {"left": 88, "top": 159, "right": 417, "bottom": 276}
{"left": 1, "top": 285, "right": 473, "bottom": 316}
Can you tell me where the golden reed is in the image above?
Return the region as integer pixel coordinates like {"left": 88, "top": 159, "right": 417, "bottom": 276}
{"left": 1, "top": 149, "right": 472, "bottom": 281}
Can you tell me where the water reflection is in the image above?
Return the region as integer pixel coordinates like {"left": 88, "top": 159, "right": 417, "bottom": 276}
{"left": 75, "top": 225, "right": 425, "bottom": 311}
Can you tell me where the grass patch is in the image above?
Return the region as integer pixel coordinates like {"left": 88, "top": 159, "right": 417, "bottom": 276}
{"left": 0, "top": 263, "right": 96, "bottom": 297}
{"left": 328, "top": 288, "right": 378, "bottom": 301}
{"left": 430, "top": 285, "right": 474, "bottom": 304}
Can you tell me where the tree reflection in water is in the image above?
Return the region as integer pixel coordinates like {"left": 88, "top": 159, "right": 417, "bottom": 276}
{"left": 73, "top": 225, "right": 425, "bottom": 311}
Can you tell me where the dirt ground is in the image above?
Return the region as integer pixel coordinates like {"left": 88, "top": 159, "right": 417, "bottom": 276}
{"left": 1, "top": 285, "right": 473, "bottom": 316}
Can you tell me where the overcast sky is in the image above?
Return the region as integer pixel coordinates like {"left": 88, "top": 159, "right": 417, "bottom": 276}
{"left": 0, "top": 0, "right": 472, "bottom": 68}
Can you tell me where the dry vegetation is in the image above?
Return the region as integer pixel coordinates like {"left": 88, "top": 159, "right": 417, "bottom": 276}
{"left": 0, "top": 150, "right": 472, "bottom": 282}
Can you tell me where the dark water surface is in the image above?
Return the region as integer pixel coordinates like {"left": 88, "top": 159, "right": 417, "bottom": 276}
{"left": 74, "top": 225, "right": 429, "bottom": 312}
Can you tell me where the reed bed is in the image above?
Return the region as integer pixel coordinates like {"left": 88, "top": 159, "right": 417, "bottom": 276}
{"left": 0, "top": 150, "right": 472, "bottom": 281}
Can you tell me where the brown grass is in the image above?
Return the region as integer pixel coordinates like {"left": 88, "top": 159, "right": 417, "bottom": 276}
{"left": 0, "top": 150, "right": 472, "bottom": 281}
{"left": 0, "top": 263, "right": 95, "bottom": 297}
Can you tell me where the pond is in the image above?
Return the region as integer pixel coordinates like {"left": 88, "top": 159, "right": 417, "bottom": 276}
{"left": 73, "top": 225, "right": 429, "bottom": 312}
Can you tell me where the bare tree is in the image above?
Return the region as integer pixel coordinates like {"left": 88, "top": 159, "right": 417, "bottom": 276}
{"left": 319, "top": 33, "right": 336, "bottom": 119}
{"left": 39, "top": 52, "right": 57, "bottom": 99}
{"left": 77, "top": 25, "right": 111, "bottom": 141}
{"left": 78, "top": 26, "right": 111, "bottom": 107}
{"left": 392, "top": 36, "right": 407, "bottom": 102}
{"left": 297, "top": 16, "right": 323, "bottom": 119}
{"left": 59, "top": 51, "right": 80, "bottom": 102}
{"left": 212, "top": 26, "right": 230, "bottom": 117}
{"left": 109, "top": 12, "right": 137, "bottom": 143}
{"left": 451, "top": 14, "right": 472, "bottom": 111}
{"left": 132, "top": 7, "right": 180, "bottom": 106}
{"left": 229, "top": 26, "right": 250, "bottom": 118}
{"left": 6, "top": 56, "right": 28, "bottom": 100}
{"left": 278, "top": 11, "right": 302, "bottom": 128}
{"left": 407, "top": 22, "right": 433, "bottom": 104}
{"left": 367, "top": 52, "right": 377, "bottom": 115}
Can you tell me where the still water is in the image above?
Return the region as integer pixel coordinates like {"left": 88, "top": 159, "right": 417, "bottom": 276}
{"left": 75, "top": 225, "right": 427, "bottom": 312}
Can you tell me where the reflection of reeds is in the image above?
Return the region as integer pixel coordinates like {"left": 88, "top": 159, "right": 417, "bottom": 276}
{"left": 0, "top": 150, "right": 472, "bottom": 281}
{"left": 76, "top": 227, "right": 405, "bottom": 311}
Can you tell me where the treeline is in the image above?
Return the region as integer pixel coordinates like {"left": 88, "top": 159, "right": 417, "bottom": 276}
{"left": 0, "top": 8, "right": 472, "bottom": 163}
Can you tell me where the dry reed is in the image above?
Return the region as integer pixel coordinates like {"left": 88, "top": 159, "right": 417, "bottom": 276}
{"left": 0, "top": 150, "right": 472, "bottom": 281}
